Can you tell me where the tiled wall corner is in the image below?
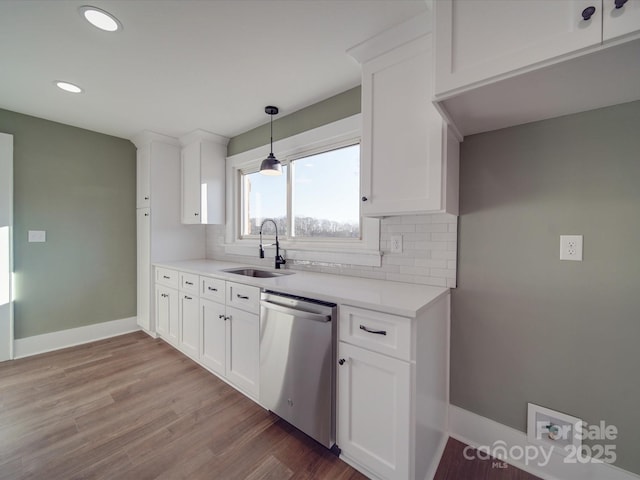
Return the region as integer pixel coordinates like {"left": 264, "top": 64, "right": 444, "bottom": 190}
{"left": 380, "top": 213, "right": 457, "bottom": 287}
{"left": 206, "top": 213, "right": 458, "bottom": 287}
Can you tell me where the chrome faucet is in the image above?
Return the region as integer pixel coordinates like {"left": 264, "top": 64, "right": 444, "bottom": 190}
{"left": 259, "top": 219, "right": 286, "bottom": 269}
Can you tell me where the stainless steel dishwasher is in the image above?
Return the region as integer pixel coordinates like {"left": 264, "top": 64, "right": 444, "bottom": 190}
{"left": 259, "top": 290, "right": 337, "bottom": 449}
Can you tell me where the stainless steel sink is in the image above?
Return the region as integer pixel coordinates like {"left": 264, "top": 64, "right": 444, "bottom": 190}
{"left": 222, "top": 268, "right": 295, "bottom": 278}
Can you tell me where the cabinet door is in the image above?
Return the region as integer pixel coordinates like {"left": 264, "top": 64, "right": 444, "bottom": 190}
{"left": 156, "top": 285, "right": 178, "bottom": 345}
{"left": 136, "top": 147, "right": 151, "bottom": 208}
{"left": 603, "top": 0, "right": 640, "bottom": 42}
{"left": 181, "top": 142, "right": 201, "bottom": 224}
{"left": 434, "top": 0, "right": 602, "bottom": 96}
{"left": 200, "top": 140, "right": 225, "bottom": 225}
{"left": 360, "top": 35, "right": 448, "bottom": 216}
{"left": 201, "top": 298, "right": 227, "bottom": 376}
{"left": 136, "top": 208, "right": 151, "bottom": 331}
{"left": 225, "top": 306, "right": 259, "bottom": 398}
{"left": 179, "top": 292, "right": 200, "bottom": 359}
{"left": 337, "top": 342, "right": 411, "bottom": 480}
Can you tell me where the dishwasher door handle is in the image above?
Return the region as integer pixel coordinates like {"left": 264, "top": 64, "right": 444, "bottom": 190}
{"left": 260, "top": 300, "right": 331, "bottom": 322}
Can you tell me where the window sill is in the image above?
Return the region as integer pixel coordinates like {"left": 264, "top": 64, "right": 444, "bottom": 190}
{"left": 223, "top": 242, "right": 382, "bottom": 267}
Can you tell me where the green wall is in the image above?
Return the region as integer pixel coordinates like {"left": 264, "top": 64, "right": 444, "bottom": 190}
{"left": 0, "top": 109, "right": 136, "bottom": 339}
{"left": 452, "top": 100, "right": 640, "bottom": 474}
{"left": 228, "top": 86, "right": 361, "bottom": 156}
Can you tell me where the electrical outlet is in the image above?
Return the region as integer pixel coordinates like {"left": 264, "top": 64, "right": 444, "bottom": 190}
{"left": 560, "top": 235, "right": 583, "bottom": 261}
{"left": 390, "top": 235, "right": 403, "bottom": 254}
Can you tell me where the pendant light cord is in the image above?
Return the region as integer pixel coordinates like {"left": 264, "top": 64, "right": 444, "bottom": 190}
{"left": 270, "top": 114, "right": 274, "bottom": 155}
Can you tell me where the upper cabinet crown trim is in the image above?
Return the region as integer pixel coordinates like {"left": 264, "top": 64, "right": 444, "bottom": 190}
{"left": 131, "top": 131, "right": 180, "bottom": 149}
{"left": 347, "top": 10, "right": 432, "bottom": 64}
{"left": 179, "top": 129, "right": 229, "bottom": 147}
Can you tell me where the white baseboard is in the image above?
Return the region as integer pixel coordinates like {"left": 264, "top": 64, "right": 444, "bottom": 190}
{"left": 448, "top": 405, "right": 640, "bottom": 480}
{"left": 13, "top": 316, "right": 140, "bottom": 359}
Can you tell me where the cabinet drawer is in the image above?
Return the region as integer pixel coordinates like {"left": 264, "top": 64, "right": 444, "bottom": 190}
{"left": 179, "top": 272, "right": 199, "bottom": 294}
{"left": 201, "top": 276, "right": 226, "bottom": 303}
{"left": 156, "top": 267, "right": 179, "bottom": 288}
{"left": 226, "top": 282, "right": 260, "bottom": 314}
{"left": 339, "top": 305, "right": 412, "bottom": 361}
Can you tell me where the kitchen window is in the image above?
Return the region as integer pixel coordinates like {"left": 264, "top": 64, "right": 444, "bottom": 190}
{"left": 241, "top": 144, "right": 361, "bottom": 240}
{"left": 226, "top": 115, "right": 381, "bottom": 266}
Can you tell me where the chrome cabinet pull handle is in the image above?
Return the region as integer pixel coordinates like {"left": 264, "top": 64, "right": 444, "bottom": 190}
{"left": 208, "top": 287, "right": 218, "bottom": 292}
{"left": 184, "top": 295, "right": 192, "bottom": 300}
{"left": 237, "top": 294, "right": 249, "bottom": 300}
{"left": 185, "top": 281, "right": 193, "bottom": 285}
{"left": 359, "top": 325, "right": 387, "bottom": 336}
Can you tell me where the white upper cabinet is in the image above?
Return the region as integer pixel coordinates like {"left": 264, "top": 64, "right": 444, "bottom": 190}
{"left": 136, "top": 147, "right": 151, "bottom": 208}
{"left": 434, "top": 0, "right": 640, "bottom": 136}
{"left": 434, "top": 0, "right": 602, "bottom": 96}
{"left": 603, "top": 0, "right": 640, "bottom": 41}
{"left": 179, "top": 130, "right": 228, "bottom": 225}
{"left": 349, "top": 13, "right": 459, "bottom": 216}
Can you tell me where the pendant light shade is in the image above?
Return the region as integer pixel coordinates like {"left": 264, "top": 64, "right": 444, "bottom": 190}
{"left": 260, "top": 106, "right": 282, "bottom": 175}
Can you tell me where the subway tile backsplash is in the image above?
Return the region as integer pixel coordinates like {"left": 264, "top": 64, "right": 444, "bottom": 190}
{"left": 205, "top": 213, "right": 457, "bottom": 287}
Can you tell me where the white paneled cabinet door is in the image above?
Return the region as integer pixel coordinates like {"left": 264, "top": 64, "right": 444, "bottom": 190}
{"left": 136, "top": 146, "right": 150, "bottom": 208}
{"left": 181, "top": 142, "right": 201, "bottom": 224}
{"left": 201, "top": 298, "right": 227, "bottom": 376}
{"left": 179, "top": 132, "right": 227, "bottom": 225}
{"left": 136, "top": 208, "right": 150, "bottom": 331}
{"left": 337, "top": 342, "right": 411, "bottom": 480}
{"left": 603, "top": 0, "right": 640, "bottom": 42}
{"left": 434, "top": 0, "right": 602, "bottom": 96}
{"left": 225, "top": 306, "right": 259, "bottom": 398}
{"left": 155, "top": 285, "right": 178, "bottom": 345}
{"left": 360, "top": 35, "right": 455, "bottom": 216}
{"left": 179, "top": 292, "right": 199, "bottom": 359}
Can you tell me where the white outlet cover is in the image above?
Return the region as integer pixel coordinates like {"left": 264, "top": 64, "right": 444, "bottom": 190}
{"left": 28, "top": 230, "right": 46, "bottom": 243}
{"left": 390, "top": 234, "right": 403, "bottom": 254}
{"left": 560, "top": 235, "right": 583, "bottom": 261}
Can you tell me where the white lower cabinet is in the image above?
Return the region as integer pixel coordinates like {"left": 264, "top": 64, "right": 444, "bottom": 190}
{"left": 201, "top": 298, "right": 227, "bottom": 377}
{"left": 201, "top": 297, "right": 261, "bottom": 398}
{"left": 179, "top": 292, "right": 200, "bottom": 359}
{"left": 225, "top": 306, "right": 259, "bottom": 397}
{"left": 155, "top": 284, "right": 179, "bottom": 346}
{"left": 337, "top": 341, "right": 411, "bottom": 480}
{"left": 156, "top": 270, "right": 260, "bottom": 399}
{"left": 337, "top": 299, "right": 450, "bottom": 480}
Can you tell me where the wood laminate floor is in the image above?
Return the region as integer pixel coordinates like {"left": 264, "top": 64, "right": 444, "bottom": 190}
{"left": 0, "top": 332, "right": 541, "bottom": 480}
{"left": 434, "top": 438, "right": 541, "bottom": 480}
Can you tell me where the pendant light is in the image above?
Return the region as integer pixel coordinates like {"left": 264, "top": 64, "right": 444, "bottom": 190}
{"left": 260, "top": 106, "right": 282, "bottom": 176}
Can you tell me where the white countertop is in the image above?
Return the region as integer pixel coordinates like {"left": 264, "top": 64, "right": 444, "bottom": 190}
{"left": 154, "top": 259, "right": 449, "bottom": 317}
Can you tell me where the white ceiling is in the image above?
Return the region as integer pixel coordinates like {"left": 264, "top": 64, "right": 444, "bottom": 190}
{"left": 0, "top": 0, "right": 428, "bottom": 141}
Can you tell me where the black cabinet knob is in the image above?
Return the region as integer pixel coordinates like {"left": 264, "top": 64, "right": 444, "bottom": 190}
{"left": 361, "top": 196, "right": 368, "bottom": 202}
{"left": 582, "top": 5, "right": 596, "bottom": 20}
{"left": 338, "top": 358, "right": 346, "bottom": 365}
{"left": 615, "top": 0, "right": 627, "bottom": 8}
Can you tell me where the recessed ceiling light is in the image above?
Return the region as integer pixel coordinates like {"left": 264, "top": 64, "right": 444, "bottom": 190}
{"left": 78, "top": 5, "right": 122, "bottom": 32}
{"left": 55, "top": 81, "right": 84, "bottom": 94}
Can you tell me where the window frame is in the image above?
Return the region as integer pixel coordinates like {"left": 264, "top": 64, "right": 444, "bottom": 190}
{"left": 225, "top": 114, "right": 381, "bottom": 267}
